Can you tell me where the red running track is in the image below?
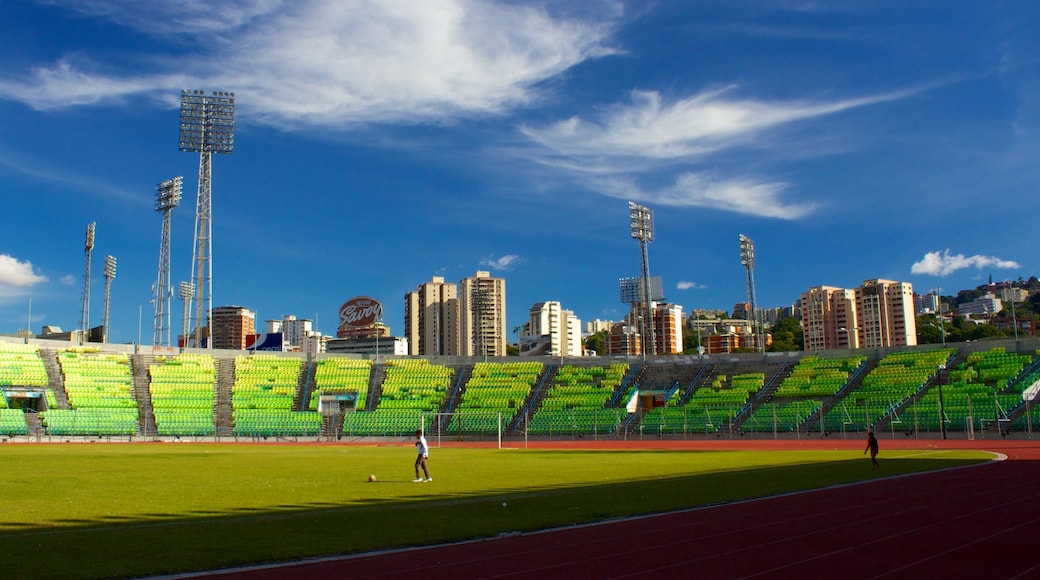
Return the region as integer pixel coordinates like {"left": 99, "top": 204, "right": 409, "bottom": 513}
{"left": 202, "top": 440, "right": 1040, "bottom": 580}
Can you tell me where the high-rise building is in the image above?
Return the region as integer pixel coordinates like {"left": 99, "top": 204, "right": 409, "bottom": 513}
{"left": 459, "top": 271, "right": 507, "bottom": 357}
{"left": 855, "top": 279, "right": 917, "bottom": 348}
{"left": 210, "top": 306, "right": 255, "bottom": 350}
{"left": 800, "top": 286, "right": 858, "bottom": 351}
{"left": 652, "top": 302, "right": 684, "bottom": 354}
{"left": 405, "top": 276, "right": 459, "bottom": 356}
{"left": 523, "top": 301, "right": 583, "bottom": 357}
{"left": 267, "top": 314, "right": 313, "bottom": 349}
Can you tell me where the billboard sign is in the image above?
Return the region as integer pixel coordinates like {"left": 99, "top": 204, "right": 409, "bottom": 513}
{"left": 337, "top": 296, "right": 383, "bottom": 338}
{"left": 246, "top": 332, "right": 284, "bottom": 352}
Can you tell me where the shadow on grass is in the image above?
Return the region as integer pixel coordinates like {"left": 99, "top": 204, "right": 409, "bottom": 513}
{"left": 0, "top": 455, "right": 994, "bottom": 580}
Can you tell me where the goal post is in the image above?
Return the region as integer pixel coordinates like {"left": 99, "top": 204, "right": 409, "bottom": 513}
{"left": 425, "top": 412, "right": 507, "bottom": 448}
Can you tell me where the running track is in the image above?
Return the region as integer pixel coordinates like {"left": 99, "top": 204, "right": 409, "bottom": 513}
{"left": 205, "top": 440, "right": 1040, "bottom": 579}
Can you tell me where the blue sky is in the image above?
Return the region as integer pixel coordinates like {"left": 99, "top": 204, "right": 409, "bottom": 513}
{"left": 1, "top": 1, "right": 1037, "bottom": 344}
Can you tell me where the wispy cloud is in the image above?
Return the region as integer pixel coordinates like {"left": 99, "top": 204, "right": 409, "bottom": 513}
{"left": 0, "top": 151, "right": 144, "bottom": 204}
{"left": 480, "top": 254, "right": 523, "bottom": 271}
{"left": 519, "top": 86, "right": 917, "bottom": 219}
{"left": 0, "top": 1, "right": 619, "bottom": 126}
{"left": 0, "top": 254, "right": 48, "bottom": 302}
{"left": 591, "top": 173, "right": 818, "bottom": 219}
{"left": 522, "top": 87, "right": 909, "bottom": 161}
{"left": 677, "top": 281, "right": 707, "bottom": 290}
{"left": 910, "top": 249, "right": 1020, "bottom": 277}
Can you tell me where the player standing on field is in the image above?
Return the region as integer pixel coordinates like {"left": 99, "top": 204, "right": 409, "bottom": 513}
{"left": 413, "top": 429, "right": 431, "bottom": 482}
{"left": 864, "top": 431, "right": 879, "bottom": 470}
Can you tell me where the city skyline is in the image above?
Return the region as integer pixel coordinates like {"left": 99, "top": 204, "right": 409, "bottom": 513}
{"left": 1, "top": 2, "right": 1036, "bottom": 344}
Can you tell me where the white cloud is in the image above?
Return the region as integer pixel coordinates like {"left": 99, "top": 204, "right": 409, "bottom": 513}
{"left": 591, "top": 172, "right": 818, "bottom": 219}
{"left": 522, "top": 87, "right": 908, "bottom": 161}
{"left": 0, "top": 254, "right": 48, "bottom": 302}
{"left": 0, "top": 1, "right": 618, "bottom": 126}
{"left": 60, "top": 275, "right": 77, "bottom": 286}
{"left": 677, "top": 281, "right": 707, "bottom": 290}
{"left": 35, "top": 0, "right": 283, "bottom": 35}
{"left": 519, "top": 86, "right": 915, "bottom": 219}
{"left": 480, "top": 254, "right": 523, "bottom": 271}
{"left": 910, "top": 250, "right": 1020, "bottom": 277}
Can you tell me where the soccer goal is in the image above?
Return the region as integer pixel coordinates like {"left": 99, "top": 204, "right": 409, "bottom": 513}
{"left": 424, "top": 412, "right": 510, "bottom": 448}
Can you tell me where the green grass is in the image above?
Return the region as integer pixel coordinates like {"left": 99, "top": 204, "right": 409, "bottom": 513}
{"left": 0, "top": 444, "right": 991, "bottom": 579}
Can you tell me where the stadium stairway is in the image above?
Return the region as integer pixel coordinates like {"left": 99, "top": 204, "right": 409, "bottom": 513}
{"left": 41, "top": 349, "right": 71, "bottom": 409}
{"left": 365, "top": 364, "right": 387, "bottom": 412}
{"left": 130, "top": 355, "right": 157, "bottom": 436}
{"left": 24, "top": 412, "right": 43, "bottom": 437}
{"left": 509, "top": 365, "right": 556, "bottom": 434}
{"left": 677, "top": 364, "right": 716, "bottom": 406}
{"left": 607, "top": 365, "right": 640, "bottom": 407}
{"left": 435, "top": 365, "right": 470, "bottom": 432}
{"left": 872, "top": 352, "right": 960, "bottom": 433}
{"left": 803, "top": 358, "right": 876, "bottom": 433}
{"left": 293, "top": 361, "right": 314, "bottom": 411}
{"left": 731, "top": 361, "right": 792, "bottom": 427}
{"left": 214, "top": 358, "right": 235, "bottom": 437}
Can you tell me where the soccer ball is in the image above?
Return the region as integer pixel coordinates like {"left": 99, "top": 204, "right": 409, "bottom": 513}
{"left": 368, "top": 474, "right": 377, "bottom": 482}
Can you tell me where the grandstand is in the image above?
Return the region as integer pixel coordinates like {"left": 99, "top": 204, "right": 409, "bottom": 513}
{"left": 821, "top": 349, "right": 955, "bottom": 433}
{"left": 149, "top": 353, "right": 216, "bottom": 437}
{"left": 888, "top": 347, "right": 1033, "bottom": 434}
{"left": 342, "top": 359, "right": 452, "bottom": 436}
{"left": 42, "top": 347, "right": 139, "bottom": 436}
{"left": 742, "top": 355, "right": 866, "bottom": 434}
{"left": 524, "top": 362, "right": 629, "bottom": 436}
{"left": 1, "top": 335, "right": 1037, "bottom": 441}
{"left": 447, "top": 361, "right": 543, "bottom": 435}
{"left": 231, "top": 354, "right": 319, "bottom": 437}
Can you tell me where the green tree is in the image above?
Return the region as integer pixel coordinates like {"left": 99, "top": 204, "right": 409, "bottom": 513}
{"left": 584, "top": 331, "right": 606, "bottom": 356}
{"left": 767, "top": 317, "right": 802, "bottom": 352}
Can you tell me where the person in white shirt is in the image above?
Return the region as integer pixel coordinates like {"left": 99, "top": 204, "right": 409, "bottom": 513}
{"left": 413, "top": 429, "right": 431, "bottom": 482}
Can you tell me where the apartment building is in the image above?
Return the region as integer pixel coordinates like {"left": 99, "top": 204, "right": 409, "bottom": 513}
{"left": 458, "top": 271, "right": 507, "bottom": 357}
{"left": 522, "top": 301, "right": 583, "bottom": 357}
{"left": 855, "top": 279, "right": 917, "bottom": 348}
{"left": 404, "top": 276, "right": 459, "bottom": 356}
{"left": 210, "top": 305, "right": 255, "bottom": 350}
{"left": 800, "top": 286, "right": 859, "bottom": 351}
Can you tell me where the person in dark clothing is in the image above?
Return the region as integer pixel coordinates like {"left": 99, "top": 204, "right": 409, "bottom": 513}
{"left": 864, "top": 431, "right": 879, "bottom": 470}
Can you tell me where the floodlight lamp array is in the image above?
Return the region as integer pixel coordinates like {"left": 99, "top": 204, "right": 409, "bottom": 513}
{"left": 628, "top": 201, "right": 654, "bottom": 242}
{"left": 739, "top": 234, "right": 755, "bottom": 268}
{"left": 85, "top": 223, "right": 96, "bottom": 251}
{"left": 155, "top": 176, "right": 183, "bottom": 211}
{"left": 179, "top": 89, "right": 236, "bottom": 154}
{"left": 104, "top": 255, "right": 117, "bottom": 279}
{"left": 178, "top": 281, "right": 195, "bottom": 301}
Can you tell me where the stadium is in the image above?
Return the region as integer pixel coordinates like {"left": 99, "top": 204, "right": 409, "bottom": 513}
{"left": 1, "top": 335, "right": 1039, "bottom": 578}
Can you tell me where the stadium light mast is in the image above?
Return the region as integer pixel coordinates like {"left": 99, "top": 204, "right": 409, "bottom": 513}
{"left": 178, "top": 281, "right": 195, "bottom": 350}
{"left": 179, "top": 89, "right": 235, "bottom": 348}
{"left": 153, "top": 176, "right": 183, "bottom": 347}
{"left": 739, "top": 234, "right": 763, "bottom": 353}
{"left": 102, "top": 255, "right": 116, "bottom": 343}
{"left": 79, "top": 222, "right": 96, "bottom": 340}
{"left": 629, "top": 202, "right": 656, "bottom": 357}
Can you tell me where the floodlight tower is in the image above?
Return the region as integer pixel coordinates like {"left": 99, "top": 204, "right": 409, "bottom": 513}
{"left": 79, "top": 222, "right": 96, "bottom": 338}
{"left": 153, "top": 176, "right": 183, "bottom": 347}
{"left": 179, "top": 89, "right": 235, "bottom": 348}
{"left": 629, "top": 202, "right": 656, "bottom": 356}
{"left": 178, "top": 281, "right": 194, "bottom": 349}
{"left": 102, "top": 255, "right": 116, "bottom": 343}
{"left": 739, "top": 234, "right": 763, "bottom": 353}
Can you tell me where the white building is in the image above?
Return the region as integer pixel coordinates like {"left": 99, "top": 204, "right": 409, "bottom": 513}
{"left": 522, "top": 301, "right": 583, "bottom": 357}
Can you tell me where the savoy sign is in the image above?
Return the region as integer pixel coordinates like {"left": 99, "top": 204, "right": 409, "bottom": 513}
{"left": 338, "top": 296, "right": 383, "bottom": 330}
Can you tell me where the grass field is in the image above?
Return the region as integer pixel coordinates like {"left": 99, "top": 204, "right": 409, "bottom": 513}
{"left": 0, "top": 443, "right": 992, "bottom": 579}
